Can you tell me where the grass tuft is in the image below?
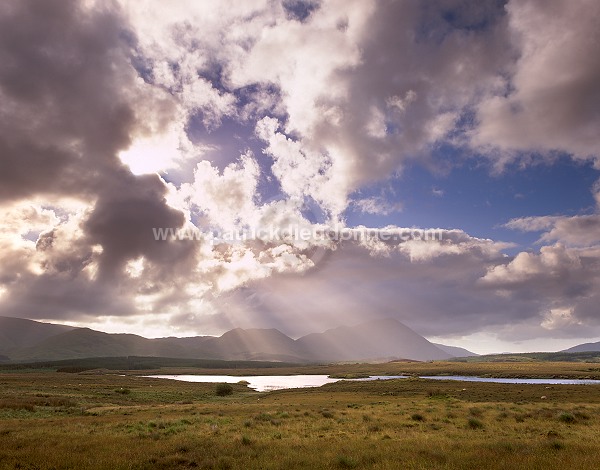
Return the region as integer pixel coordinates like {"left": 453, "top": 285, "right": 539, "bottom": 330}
{"left": 467, "top": 417, "right": 484, "bottom": 429}
{"left": 337, "top": 455, "right": 358, "bottom": 468}
{"left": 558, "top": 412, "right": 576, "bottom": 424}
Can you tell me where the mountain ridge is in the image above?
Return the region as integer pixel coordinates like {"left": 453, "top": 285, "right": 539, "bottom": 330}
{"left": 562, "top": 340, "right": 600, "bottom": 353}
{"left": 0, "top": 316, "right": 476, "bottom": 363}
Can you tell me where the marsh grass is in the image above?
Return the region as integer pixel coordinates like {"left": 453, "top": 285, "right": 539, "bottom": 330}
{"left": 1, "top": 365, "right": 600, "bottom": 468}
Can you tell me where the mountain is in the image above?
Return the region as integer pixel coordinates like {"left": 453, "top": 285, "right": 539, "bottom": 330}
{"left": 432, "top": 343, "right": 478, "bottom": 357}
{"left": 0, "top": 316, "right": 75, "bottom": 354}
{"left": 199, "top": 328, "right": 308, "bottom": 362}
{"left": 562, "top": 341, "right": 600, "bottom": 353}
{"left": 8, "top": 328, "right": 192, "bottom": 362}
{"left": 296, "top": 318, "right": 451, "bottom": 362}
{"left": 1, "top": 317, "right": 471, "bottom": 363}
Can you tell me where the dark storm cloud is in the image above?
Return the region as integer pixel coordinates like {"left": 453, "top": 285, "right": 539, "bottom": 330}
{"left": 0, "top": 0, "right": 137, "bottom": 200}
{"left": 0, "top": 272, "right": 135, "bottom": 320}
{"left": 0, "top": 0, "right": 192, "bottom": 320}
{"left": 83, "top": 171, "right": 191, "bottom": 281}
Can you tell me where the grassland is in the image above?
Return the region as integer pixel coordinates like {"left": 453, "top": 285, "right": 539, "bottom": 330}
{"left": 1, "top": 362, "right": 600, "bottom": 469}
{"left": 117, "top": 358, "right": 600, "bottom": 379}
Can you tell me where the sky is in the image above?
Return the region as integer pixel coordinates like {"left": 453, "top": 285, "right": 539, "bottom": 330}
{"left": 1, "top": 0, "right": 600, "bottom": 354}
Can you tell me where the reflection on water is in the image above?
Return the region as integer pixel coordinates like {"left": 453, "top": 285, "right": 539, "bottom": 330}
{"left": 420, "top": 376, "right": 600, "bottom": 385}
{"left": 145, "top": 374, "right": 600, "bottom": 391}
{"left": 145, "top": 374, "right": 406, "bottom": 392}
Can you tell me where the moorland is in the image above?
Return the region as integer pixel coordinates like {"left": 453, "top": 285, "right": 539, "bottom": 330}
{"left": 2, "top": 360, "right": 600, "bottom": 469}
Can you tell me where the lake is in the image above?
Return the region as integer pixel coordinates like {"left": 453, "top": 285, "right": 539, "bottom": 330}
{"left": 146, "top": 374, "right": 600, "bottom": 391}
{"left": 420, "top": 375, "right": 600, "bottom": 385}
{"left": 145, "top": 374, "right": 406, "bottom": 392}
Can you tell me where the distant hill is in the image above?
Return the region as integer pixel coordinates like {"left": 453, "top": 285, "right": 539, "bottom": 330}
{"left": 9, "top": 328, "right": 191, "bottom": 362}
{"left": 432, "top": 343, "right": 477, "bottom": 357}
{"left": 450, "top": 351, "right": 600, "bottom": 363}
{"left": 199, "top": 328, "right": 308, "bottom": 362}
{"left": 0, "top": 316, "right": 75, "bottom": 354}
{"left": 1, "top": 317, "right": 472, "bottom": 363}
{"left": 296, "top": 318, "right": 452, "bottom": 362}
{"left": 562, "top": 341, "right": 600, "bottom": 353}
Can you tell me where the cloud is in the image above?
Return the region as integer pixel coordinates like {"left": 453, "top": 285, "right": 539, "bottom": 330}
{"left": 506, "top": 215, "right": 600, "bottom": 246}
{"left": 0, "top": 0, "right": 196, "bottom": 321}
{"left": 505, "top": 177, "right": 600, "bottom": 246}
{"left": 256, "top": 117, "right": 349, "bottom": 216}
{"left": 183, "top": 153, "right": 260, "bottom": 231}
{"left": 352, "top": 197, "right": 403, "bottom": 216}
{"left": 472, "top": 0, "right": 600, "bottom": 166}
{"left": 206, "top": 229, "right": 515, "bottom": 337}
{"left": 594, "top": 179, "right": 600, "bottom": 207}
{"left": 207, "top": 230, "right": 600, "bottom": 341}
{"left": 479, "top": 243, "right": 600, "bottom": 336}
{"left": 125, "top": 0, "right": 513, "bottom": 214}
{"left": 0, "top": 0, "right": 178, "bottom": 200}
{"left": 1, "top": 0, "right": 599, "bottom": 346}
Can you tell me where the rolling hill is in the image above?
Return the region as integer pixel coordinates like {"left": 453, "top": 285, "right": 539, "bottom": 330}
{"left": 0, "top": 316, "right": 475, "bottom": 363}
{"left": 0, "top": 316, "right": 75, "bottom": 354}
{"left": 432, "top": 343, "right": 478, "bottom": 358}
{"left": 562, "top": 341, "right": 600, "bottom": 353}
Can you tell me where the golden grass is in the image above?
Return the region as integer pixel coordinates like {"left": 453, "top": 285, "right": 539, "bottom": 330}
{"left": 1, "top": 364, "right": 600, "bottom": 469}
{"left": 116, "top": 360, "right": 600, "bottom": 379}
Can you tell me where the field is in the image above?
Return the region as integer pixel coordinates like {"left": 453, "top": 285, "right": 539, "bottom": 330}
{"left": 1, "top": 361, "right": 600, "bottom": 469}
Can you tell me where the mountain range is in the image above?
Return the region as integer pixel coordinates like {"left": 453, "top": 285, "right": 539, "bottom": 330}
{"left": 0, "top": 316, "right": 477, "bottom": 363}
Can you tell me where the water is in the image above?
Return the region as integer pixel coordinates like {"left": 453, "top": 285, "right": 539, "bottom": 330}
{"left": 146, "top": 374, "right": 600, "bottom": 391}
{"left": 145, "top": 374, "right": 406, "bottom": 392}
{"left": 420, "top": 376, "right": 600, "bottom": 385}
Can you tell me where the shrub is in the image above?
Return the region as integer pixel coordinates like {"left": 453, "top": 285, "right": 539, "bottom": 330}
{"left": 549, "top": 441, "right": 564, "bottom": 450}
{"left": 411, "top": 413, "right": 425, "bottom": 422}
{"left": 558, "top": 412, "right": 575, "bottom": 424}
{"left": 467, "top": 418, "right": 484, "bottom": 429}
{"left": 337, "top": 455, "right": 358, "bottom": 468}
{"left": 215, "top": 383, "right": 233, "bottom": 396}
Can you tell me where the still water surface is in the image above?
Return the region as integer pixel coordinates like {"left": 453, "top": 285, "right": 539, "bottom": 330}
{"left": 146, "top": 374, "right": 600, "bottom": 391}
{"left": 420, "top": 375, "right": 600, "bottom": 385}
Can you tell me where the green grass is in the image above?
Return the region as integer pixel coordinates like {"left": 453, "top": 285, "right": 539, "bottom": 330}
{"left": 1, "top": 363, "right": 600, "bottom": 468}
